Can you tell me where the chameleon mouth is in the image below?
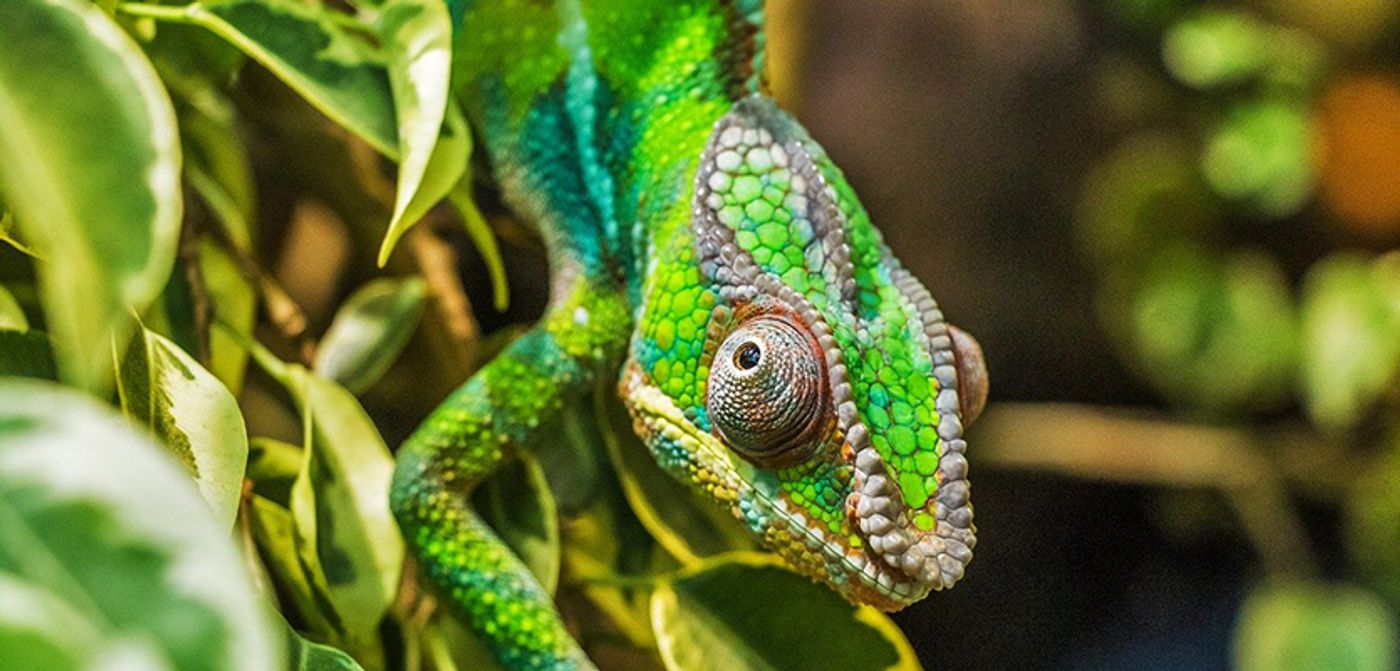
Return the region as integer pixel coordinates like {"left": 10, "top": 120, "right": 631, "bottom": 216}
{"left": 622, "top": 364, "right": 935, "bottom": 607}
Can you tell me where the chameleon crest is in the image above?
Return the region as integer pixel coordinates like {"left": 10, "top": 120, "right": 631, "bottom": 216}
{"left": 625, "top": 96, "right": 987, "bottom": 609}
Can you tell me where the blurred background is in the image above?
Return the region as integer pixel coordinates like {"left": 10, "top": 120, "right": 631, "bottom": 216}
{"left": 768, "top": 1, "right": 1400, "bottom": 669}
{"left": 155, "top": 0, "right": 1400, "bottom": 668}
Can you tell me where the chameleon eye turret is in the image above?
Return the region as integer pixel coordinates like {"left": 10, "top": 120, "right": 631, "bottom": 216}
{"left": 707, "top": 313, "right": 830, "bottom": 467}
{"left": 951, "top": 325, "right": 990, "bottom": 425}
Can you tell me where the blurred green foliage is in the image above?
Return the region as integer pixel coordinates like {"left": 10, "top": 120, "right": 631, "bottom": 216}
{"left": 0, "top": 380, "right": 282, "bottom": 670}
{"left": 0, "top": 0, "right": 922, "bottom": 669}
{"left": 1083, "top": 0, "right": 1400, "bottom": 665}
{"left": 1235, "top": 582, "right": 1396, "bottom": 671}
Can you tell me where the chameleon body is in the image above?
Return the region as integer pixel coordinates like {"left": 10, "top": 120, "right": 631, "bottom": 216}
{"left": 389, "top": 1, "right": 990, "bottom": 669}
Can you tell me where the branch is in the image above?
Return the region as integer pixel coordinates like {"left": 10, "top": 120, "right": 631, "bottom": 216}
{"left": 192, "top": 194, "right": 319, "bottom": 366}
{"left": 257, "top": 274, "right": 317, "bottom": 366}
{"left": 408, "top": 220, "right": 481, "bottom": 375}
{"left": 972, "top": 403, "right": 1343, "bottom": 577}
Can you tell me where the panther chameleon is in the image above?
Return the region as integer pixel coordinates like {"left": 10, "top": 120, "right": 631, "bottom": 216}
{"left": 389, "top": 1, "right": 990, "bottom": 668}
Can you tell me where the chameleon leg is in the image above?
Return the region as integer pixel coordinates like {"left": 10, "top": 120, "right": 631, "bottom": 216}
{"left": 391, "top": 301, "right": 624, "bottom": 670}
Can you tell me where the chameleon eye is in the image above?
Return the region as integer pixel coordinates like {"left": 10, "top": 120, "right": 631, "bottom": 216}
{"left": 734, "top": 341, "right": 762, "bottom": 370}
{"left": 706, "top": 315, "right": 828, "bottom": 467}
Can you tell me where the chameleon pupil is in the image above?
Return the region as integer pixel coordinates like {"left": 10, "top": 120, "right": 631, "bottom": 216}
{"left": 736, "top": 342, "right": 762, "bottom": 370}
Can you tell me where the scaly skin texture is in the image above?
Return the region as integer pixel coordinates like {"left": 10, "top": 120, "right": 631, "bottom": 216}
{"left": 390, "top": 2, "right": 989, "bottom": 669}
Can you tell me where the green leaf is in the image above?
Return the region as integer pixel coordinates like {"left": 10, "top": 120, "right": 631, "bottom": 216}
{"left": 0, "top": 575, "right": 178, "bottom": 670}
{"left": 0, "top": 208, "right": 39, "bottom": 257}
{"left": 1234, "top": 581, "right": 1397, "bottom": 671}
{"left": 284, "top": 618, "right": 365, "bottom": 671}
{"left": 1162, "top": 10, "right": 1269, "bottom": 89}
{"left": 145, "top": 17, "right": 248, "bottom": 95}
{"left": 651, "top": 554, "right": 922, "bottom": 671}
{"left": 0, "top": 330, "right": 56, "bottom": 380}
{"left": 561, "top": 494, "right": 669, "bottom": 649}
{"left": 535, "top": 387, "right": 608, "bottom": 513}
{"left": 1201, "top": 100, "right": 1314, "bottom": 217}
{"left": 474, "top": 453, "right": 561, "bottom": 594}
{"left": 291, "top": 371, "right": 404, "bottom": 642}
{"left": 1111, "top": 244, "right": 1296, "bottom": 415}
{"left": 1347, "top": 433, "right": 1400, "bottom": 606}
{"left": 450, "top": 182, "right": 511, "bottom": 311}
{"left": 0, "top": 573, "right": 97, "bottom": 669}
{"left": 122, "top": 0, "right": 398, "bottom": 156}
{"left": 201, "top": 240, "right": 257, "bottom": 394}
{"left": 374, "top": 0, "right": 460, "bottom": 265}
{"left": 423, "top": 615, "right": 505, "bottom": 671}
{"left": 182, "top": 102, "right": 256, "bottom": 253}
{"left": 0, "top": 0, "right": 182, "bottom": 393}
{"left": 146, "top": 19, "right": 254, "bottom": 252}
{"left": 379, "top": 100, "right": 471, "bottom": 266}
{"left": 600, "top": 393, "right": 755, "bottom": 564}
{"left": 244, "top": 344, "right": 404, "bottom": 643}
{"left": 313, "top": 277, "right": 427, "bottom": 395}
{"left": 0, "top": 379, "right": 282, "bottom": 670}
{"left": 247, "top": 495, "right": 336, "bottom": 636}
{"left": 187, "top": 158, "right": 253, "bottom": 254}
{"left": 0, "top": 284, "right": 27, "bottom": 331}
{"left": 145, "top": 258, "right": 202, "bottom": 360}
{"left": 1075, "top": 134, "right": 1219, "bottom": 271}
{"left": 248, "top": 437, "right": 303, "bottom": 506}
{"left": 1300, "top": 253, "right": 1400, "bottom": 430}
{"left": 116, "top": 328, "right": 249, "bottom": 528}
{"left": 551, "top": 389, "right": 676, "bottom": 647}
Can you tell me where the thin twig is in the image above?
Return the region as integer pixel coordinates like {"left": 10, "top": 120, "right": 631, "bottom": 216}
{"left": 347, "top": 136, "right": 396, "bottom": 208}
{"left": 408, "top": 221, "right": 481, "bottom": 372}
{"left": 196, "top": 202, "right": 319, "bottom": 366}
{"left": 972, "top": 403, "right": 1329, "bottom": 578}
{"left": 258, "top": 275, "right": 317, "bottom": 366}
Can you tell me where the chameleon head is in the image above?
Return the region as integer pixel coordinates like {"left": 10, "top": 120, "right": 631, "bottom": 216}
{"left": 623, "top": 95, "right": 988, "bottom": 611}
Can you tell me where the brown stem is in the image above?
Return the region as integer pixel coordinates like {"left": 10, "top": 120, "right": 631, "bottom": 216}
{"left": 972, "top": 403, "right": 1331, "bottom": 577}
{"left": 258, "top": 275, "right": 317, "bottom": 366}
{"left": 408, "top": 221, "right": 480, "bottom": 374}
{"left": 196, "top": 204, "right": 318, "bottom": 366}
{"left": 347, "top": 136, "right": 396, "bottom": 208}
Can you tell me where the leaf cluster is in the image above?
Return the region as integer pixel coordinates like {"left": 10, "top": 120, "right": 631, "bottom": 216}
{"left": 0, "top": 1, "right": 922, "bottom": 669}
{"left": 1082, "top": 4, "right": 1400, "bottom": 668}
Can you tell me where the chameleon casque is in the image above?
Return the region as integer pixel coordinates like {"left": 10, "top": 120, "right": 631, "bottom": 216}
{"left": 389, "top": 1, "right": 990, "bottom": 668}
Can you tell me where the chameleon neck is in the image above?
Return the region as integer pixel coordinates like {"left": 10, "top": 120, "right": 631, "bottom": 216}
{"left": 450, "top": 0, "right": 764, "bottom": 300}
